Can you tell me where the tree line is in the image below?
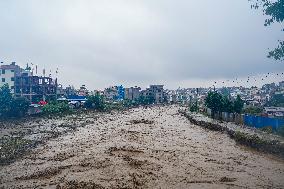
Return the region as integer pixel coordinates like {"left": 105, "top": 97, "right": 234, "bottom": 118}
{"left": 205, "top": 91, "right": 244, "bottom": 117}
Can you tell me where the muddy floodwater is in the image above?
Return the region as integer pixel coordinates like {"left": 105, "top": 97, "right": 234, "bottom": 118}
{"left": 1, "top": 105, "right": 284, "bottom": 188}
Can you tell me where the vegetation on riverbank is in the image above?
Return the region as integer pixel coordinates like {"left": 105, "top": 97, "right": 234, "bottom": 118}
{"left": 0, "top": 136, "right": 34, "bottom": 165}
{"left": 0, "top": 84, "right": 30, "bottom": 119}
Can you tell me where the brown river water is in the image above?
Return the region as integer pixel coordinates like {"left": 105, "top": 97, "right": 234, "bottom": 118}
{"left": 0, "top": 105, "right": 283, "bottom": 188}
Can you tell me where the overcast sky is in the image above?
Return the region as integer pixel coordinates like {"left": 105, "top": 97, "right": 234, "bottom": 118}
{"left": 0, "top": 0, "right": 283, "bottom": 90}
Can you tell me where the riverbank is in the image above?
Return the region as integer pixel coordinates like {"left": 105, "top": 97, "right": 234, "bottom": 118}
{"left": 1, "top": 105, "right": 284, "bottom": 188}
{"left": 180, "top": 111, "right": 284, "bottom": 159}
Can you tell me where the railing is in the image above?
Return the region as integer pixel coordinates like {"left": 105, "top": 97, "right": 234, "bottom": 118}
{"left": 207, "top": 108, "right": 284, "bottom": 133}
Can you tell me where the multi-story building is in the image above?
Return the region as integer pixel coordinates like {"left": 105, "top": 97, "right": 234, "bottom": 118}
{"left": 0, "top": 62, "right": 22, "bottom": 93}
{"left": 0, "top": 62, "right": 57, "bottom": 102}
{"left": 150, "top": 85, "right": 164, "bottom": 103}
{"left": 14, "top": 75, "right": 57, "bottom": 102}
{"left": 124, "top": 86, "right": 141, "bottom": 101}
{"left": 116, "top": 85, "right": 124, "bottom": 101}
{"left": 141, "top": 85, "right": 164, "bottom": 104}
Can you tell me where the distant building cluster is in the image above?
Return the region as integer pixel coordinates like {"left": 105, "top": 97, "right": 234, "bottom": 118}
{"left": 1, "top": 61, "right": 283, "bottom": 117}
{"left": 171, "top": 83, "right": 284, "bottom": 117}
{"left": 0, "top": 62, "right": 57, "bottom": 102}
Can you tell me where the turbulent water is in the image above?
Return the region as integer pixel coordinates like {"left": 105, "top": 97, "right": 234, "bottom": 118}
{"left": 0, "top": 105, "right": 283, "bottom": 188}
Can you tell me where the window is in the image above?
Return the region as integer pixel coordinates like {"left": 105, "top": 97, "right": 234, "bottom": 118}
{"left": 2, "top": 69, "right": 5, "bottom": 74}
{"left": 11, "top": 70, "right": 14, "bottom": 72}
{"left": 11, "top": 86, "right": 14, "bottom": 89}
{"left": 11, "top": 77, "right": 15, "bottom": 81}
{"left": 2, "top": 78, "right": 5, "bottom": 82}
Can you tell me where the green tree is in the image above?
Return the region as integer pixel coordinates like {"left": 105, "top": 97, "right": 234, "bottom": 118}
{"left": 10, "top": 97, "right": 30, "bottom": 117}
{"left": 85, "top": 93, "right": 106, "bottom": 111}
{"left": 250, "top": 0, "right": 284, "bottom": 61}
{"left": 137, "top": 96, "right": 155, "bottom": 105}
{"left": 222, "top": 96, "right": 234, "bottom": 113}
{"left": 266, "top": 93, "right": 284, "bottom": 107}
{"left": 0, "top": 84, "right": 13, "bottom": 118}
{"left": 190, "top": 102, "right": 198, "bottom": 112}
{"left": 205, "top": 91, "right": 223, "bottom": 117}
{"left": 0, "top": 84, "right": 30, "bottom": 118}
{"left": 233, "top": 95, "right": 244, "bottom": 113}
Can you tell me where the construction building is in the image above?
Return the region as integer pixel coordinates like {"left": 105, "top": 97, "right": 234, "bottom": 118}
{"left": 14, "top": 75, "right": 57, "bottom": 102}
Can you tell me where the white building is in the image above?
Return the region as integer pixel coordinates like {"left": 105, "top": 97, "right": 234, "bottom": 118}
{"left": 0, "top": 62, "right": 23, "bottom": 93}
{"left": 264, "top": 107, "right": 284, "bottom": 117}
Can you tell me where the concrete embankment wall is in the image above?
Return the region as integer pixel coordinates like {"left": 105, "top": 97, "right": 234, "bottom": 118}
{"left": 180, "top": 110, "right": 284, "bottom": 159}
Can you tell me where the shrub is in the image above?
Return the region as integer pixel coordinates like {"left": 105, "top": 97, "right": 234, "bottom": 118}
{"left": 0, "top": 136, "right": 32, "bottom": 165}
{"left": 189, "top": 102, "right": 198, "bottom": 112}
{"left": 260, "top": 126, "right": 273, "bottom": 134}
{"left": 42, "top": 102, "right": 71, "bottom": 115}
{"left": 243, "top": 106, "right": 263, "bottom": 115}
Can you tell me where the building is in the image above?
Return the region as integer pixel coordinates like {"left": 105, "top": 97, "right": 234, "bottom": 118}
{"left": 104, "top": 86, "right": 118, "bottom": 101}
{"left": 14, "top": 75, "right": 57, "bottom": 102}
{"left": 103, "top": 85, "right": 125, "bottom": 101}
{"left": 264, "top": 107, "right": 284, "bottom": 117}
{"left": 149, "top": 85, "right": 164, "bottom": 103}
{"left": 1, "top": 62, "right": 57, "bottom": 102}
{"left": 77, "top": 85, "right": 89, "bottom": 96}
{"left": 117, "top": 85, "right": 125, "bottom": 101}
{"left": 64, "top": 86, "right": 77, "bottom": 97}
{"left": 141, "top": 85, "right": 164, "bottom": 104}
{"left": 0, "top": 62, "right": 23, "bottom": 93}
{"left": 124, "top": 86, "right": 141, "bottom": 101}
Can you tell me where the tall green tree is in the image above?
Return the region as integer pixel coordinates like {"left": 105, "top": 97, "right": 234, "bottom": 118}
{"left": 250, "top": 0, "right": 284, "bottom": 61}
{"left": 0, "top": 84, "right": 30, "bottom": 118}
{"left": 233, "top": 95, "right": 244, "bottom": 113}
{"left": 222, "top": 96, "right": 234, "bottom": 113}
{"left": 0, "top": 84, "right": 13, "bottom": 117}
{"left": 205, "top": 91, "right": 223, "bottom": 117}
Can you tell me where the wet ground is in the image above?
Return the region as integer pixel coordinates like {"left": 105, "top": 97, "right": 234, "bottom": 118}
{"left": 0, "top": 105, "right": 284, "bottom": 188}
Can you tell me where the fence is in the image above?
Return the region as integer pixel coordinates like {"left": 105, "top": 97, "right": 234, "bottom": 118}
{"left": 243, "top": 115, "right": 284, "bottom": 132}
{"left": 207, "top": 108, "right": 284, "bottom": 132}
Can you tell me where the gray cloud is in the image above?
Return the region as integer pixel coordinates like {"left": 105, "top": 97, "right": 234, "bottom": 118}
{"left": 0, "top": 0, "right": 283, "bottom": 90}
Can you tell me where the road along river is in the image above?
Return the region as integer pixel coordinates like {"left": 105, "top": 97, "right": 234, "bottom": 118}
{"left": 0, "top": 105, "right": 283, "bottom": 188}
